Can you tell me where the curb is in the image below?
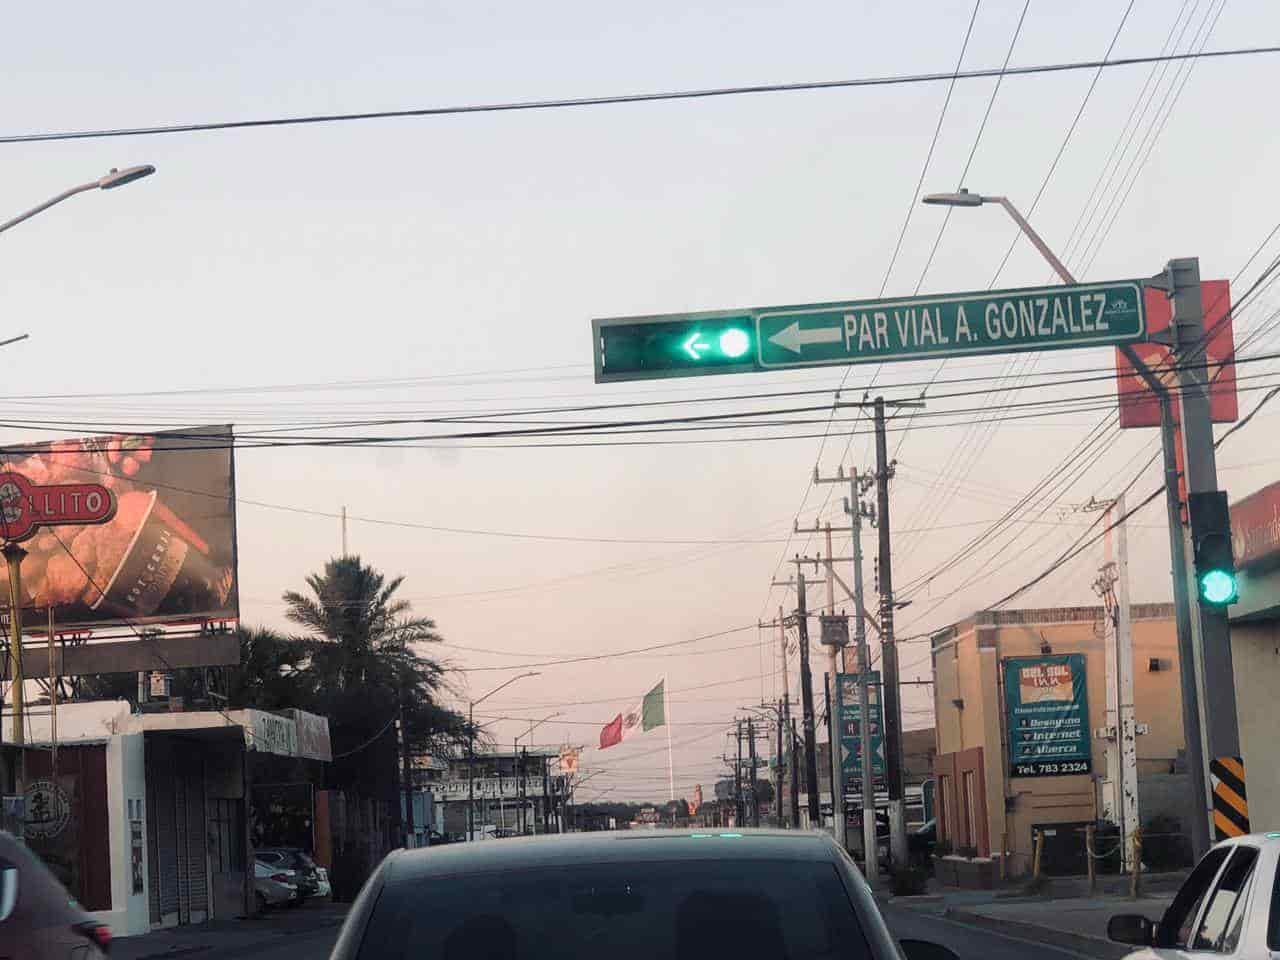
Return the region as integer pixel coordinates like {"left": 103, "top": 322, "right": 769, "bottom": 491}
{"left": 942, "top": 907, "right": 1132, "bottom": 960}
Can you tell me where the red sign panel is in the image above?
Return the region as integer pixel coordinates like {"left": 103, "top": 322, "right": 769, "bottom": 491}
{"left": 1115, "top": 280, "right": 1238, "bottom": 428}
{"left": 1231, "top": 480, "right": 1280, "bottom": 571}
{"left": 0, "top": 472, "right": 115, "bottom": 543}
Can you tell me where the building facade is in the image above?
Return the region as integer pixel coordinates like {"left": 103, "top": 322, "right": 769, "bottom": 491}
{"left": 428, "top": 748, "right": 568, "bottom": 839}
{"left": 1229, "top": 479, "right": 1280, "bottom": 833}
{"left": 930, "top": 604, "right": 1185, "bottom": 876}
{"left": 15, "top": 700, "right": 330, "bottom": 936}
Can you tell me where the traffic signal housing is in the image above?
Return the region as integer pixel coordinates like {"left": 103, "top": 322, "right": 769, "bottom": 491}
{"left": 1188, "top": 490, "right": 1238, "bottom": 607}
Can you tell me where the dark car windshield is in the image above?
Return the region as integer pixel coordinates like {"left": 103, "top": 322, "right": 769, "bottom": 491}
{"left": 357, "top": 858, "right": 869, "bottom": 960}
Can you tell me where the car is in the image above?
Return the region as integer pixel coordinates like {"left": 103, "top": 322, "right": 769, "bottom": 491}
{"left": 255, "top": 848, "right": 331, "bottom": 900}
{"left": 909, "top": 819, "right": 937, "bottom": 869}
{"left": 1108, "top": 832, "right": 1280, "bottom": 960}
{"left": 0, "top": 830, "right": 111, "bottom": 958}
{"left": 254, "top": 860, "right": 301, "bottom": 910}
{"left": 328, "top": 828, "right": 960, "bottom": 960}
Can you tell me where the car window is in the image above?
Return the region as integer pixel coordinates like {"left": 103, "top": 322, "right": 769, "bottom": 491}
{"left": 1194, "top": 846, "right": 1259, "bottom": 951}
{"left": 356, "top": 859, "right": 871, "bottom": 960}
{"left": 1220, "top": 859, "right": 1259, "bottom": 954}
{"left": 1158, "top": 846, "right": 1231, "bottom": 948}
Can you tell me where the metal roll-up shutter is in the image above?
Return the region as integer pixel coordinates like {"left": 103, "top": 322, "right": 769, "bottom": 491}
{"left": 148, "top": 740, "right": 180, "bottom": 921}
{"left": 146, "top": 753, "right": 161, "bottom": 925}
{"left": 182, "top": 750, "right": 208, "bottom": 918}
{"left": 174, "top": 761, "right": 190, "bottom": 923}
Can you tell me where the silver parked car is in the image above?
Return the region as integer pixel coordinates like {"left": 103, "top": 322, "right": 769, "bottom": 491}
{"left": 0, "top": 831, "right": 110, "bottom": 958}
{"left": 254, "top": 859, "right": 301, "bottom": 910}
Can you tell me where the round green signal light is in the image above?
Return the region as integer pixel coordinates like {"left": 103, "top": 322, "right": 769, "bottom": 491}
{"left": 1198, "top": 569, "right": 1237, "bottom": 605}
{"left": 718, "top": 328, "right": 751, "bottom": 359}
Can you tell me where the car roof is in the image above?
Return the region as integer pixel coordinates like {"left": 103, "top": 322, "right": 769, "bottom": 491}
{"left": 1214, "top": 832, "right": 1280, "bottom": 850}
{"left": 386, "top": 829, "right": 841, "bottom": 883}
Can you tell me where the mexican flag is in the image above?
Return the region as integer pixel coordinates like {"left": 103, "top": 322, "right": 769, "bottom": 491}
{"left": 599, "top": 680, "right": 666, "bottom": 750}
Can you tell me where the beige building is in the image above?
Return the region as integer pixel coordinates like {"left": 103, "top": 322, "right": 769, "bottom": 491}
{"left": 930, "top": 604, "right": 1185, "bottom": 876}
{"left": 1229, "top": 479, "right": 1280, "bottom": 834}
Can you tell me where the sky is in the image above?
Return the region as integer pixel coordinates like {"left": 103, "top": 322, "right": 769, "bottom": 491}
{"left": 4, "top": 0, "right": 1280, "bottom": 806}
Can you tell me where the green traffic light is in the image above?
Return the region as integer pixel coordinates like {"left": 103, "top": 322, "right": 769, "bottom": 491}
{"left": 718, "top": 328, "right": 751, "bottom": 359}
{"left": 1198, "top": 569, "right": 1238, "bottom": 605}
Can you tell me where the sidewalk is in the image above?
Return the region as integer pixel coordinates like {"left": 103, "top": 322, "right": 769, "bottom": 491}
{"left": 893, "top": 884, "right": 1175, "bottom": 957}
{"left": 113, "top": 901, "right": 348, "bottom": 960}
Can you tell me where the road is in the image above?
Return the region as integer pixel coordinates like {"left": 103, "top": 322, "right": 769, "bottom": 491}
{"left": 884, "top": 905, "right": 1125, "bottom": 960}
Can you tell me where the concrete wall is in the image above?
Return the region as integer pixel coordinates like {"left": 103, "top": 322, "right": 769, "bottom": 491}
{"left": 98, "top": 733, "right": 149, "bottom": 937}
{"left": 1230, "top": 619, "right": 1280, "bottom": 832}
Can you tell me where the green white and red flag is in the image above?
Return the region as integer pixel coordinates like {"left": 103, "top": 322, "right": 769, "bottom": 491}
{"left": 598, "top": 680, "right": 666, "bottom": 750}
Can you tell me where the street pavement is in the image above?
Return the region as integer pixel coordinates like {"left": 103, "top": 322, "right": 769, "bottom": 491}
{"left": 114, "top": 901, "right": 345, "bottom": 960}
{"left": 884, "top": 903, "right": 1131, "bottom": 960}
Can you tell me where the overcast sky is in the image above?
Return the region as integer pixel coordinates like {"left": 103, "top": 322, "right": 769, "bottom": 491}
{"left": 5, "top": 0, "right": 1280, "bottom": 805}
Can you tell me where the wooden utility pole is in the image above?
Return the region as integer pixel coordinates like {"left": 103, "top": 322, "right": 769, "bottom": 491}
{"left": 873, "top": 398, "right": 907, "bottom": 868}
{"left": 795, "top": 569, "right": 821, "bottom": 827}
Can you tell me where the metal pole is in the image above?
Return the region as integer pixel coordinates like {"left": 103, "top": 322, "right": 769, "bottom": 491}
{"left": 873, "top": 400, "right": 907, "bottom": 868}
{"left": 1159, "top": 397, "right": 1211, "bottom": 858}
{"left": 748, "top": 718, "right": 760, "bottom": 828}
{"left": 795, "top": 570, "right": 821, "bottom": 827}
{"left": 1168, "top": 258, "right": 1240, "bottom": 799}
{"left": 849, "top": 471, "right": 879, "bottom": 881}
{"left": 48, "top": 606, "right": 57, "bottom": 778}
{"left": 3, "top": 544, "right": 26, "bottom": 747}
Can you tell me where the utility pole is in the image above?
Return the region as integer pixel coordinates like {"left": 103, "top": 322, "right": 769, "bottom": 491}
{"left": 795, "top": 569, "right": 821, "bottom": 827}
{"left": 774, "top": 699, "right": 785, "bottom": 827}
{"left": 789, "top": 718, "right": 801, "bottom": 829}
{"left": 341, "top": 505, "right": 348, "bottom": 556}
{"left": 1168, "top": 257, "right": 1240, "bottom": 844}
{"left": 873, "top": 397, "right": 907, "bottom": 869}
{"left": 737, "top": 721, "right": 747, "bottom": 829}
{"left": 846, "top": 468, "right": 879, "bottom": 882}
{"left": 778, "top": 610, "right": 791, "bottom": 827}
{"left": 399, "top": 684, "right": 415, "bottom": 848}
{"left": 1090, "top": 494, "right": 1140, "bottom": 870}
{"left": 748, "top": 717, "right": 760, "bottom": 827}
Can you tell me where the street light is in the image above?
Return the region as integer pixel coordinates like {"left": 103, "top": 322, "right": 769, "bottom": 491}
{"left": 514, "top": 712, "right": 564, "bottom": 836}
{"left": 1, "top": 165, "right": 156, "bottom": 236}
{"left": 920, "top": 187, "right": 1075, "bottom": 284}
{"left": 468, "top": 671, "right": 540, "bottom": 841}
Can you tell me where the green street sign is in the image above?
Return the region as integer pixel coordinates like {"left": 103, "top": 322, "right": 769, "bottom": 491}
{"left": 593, "top": 280, "right": 1146, "bottom": 383}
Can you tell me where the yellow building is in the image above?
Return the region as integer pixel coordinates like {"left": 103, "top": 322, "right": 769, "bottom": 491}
{"left": 930, "top": 603, "right": 1184, "bottom": 876}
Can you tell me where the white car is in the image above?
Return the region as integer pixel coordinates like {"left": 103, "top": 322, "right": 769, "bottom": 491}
{"left": 1109, "top": 832, "right": 1280, "bottom": 960}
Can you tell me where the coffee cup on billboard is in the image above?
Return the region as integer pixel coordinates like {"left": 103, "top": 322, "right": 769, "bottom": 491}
{"left": 92, "top": 491, "right": 230, "bottom": 620}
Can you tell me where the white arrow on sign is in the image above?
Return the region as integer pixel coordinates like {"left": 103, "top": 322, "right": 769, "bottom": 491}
{"left": 767, "top": 321, "right": 843, "bottom": 355}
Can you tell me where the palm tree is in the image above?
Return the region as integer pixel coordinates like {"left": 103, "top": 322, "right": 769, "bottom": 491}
{"left": 282, "top": 555, "right": 467, "bottom": 761}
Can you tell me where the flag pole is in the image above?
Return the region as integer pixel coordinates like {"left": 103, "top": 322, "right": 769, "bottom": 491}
{"left": 665, "top": 676, "right": 675, "bottom": 805}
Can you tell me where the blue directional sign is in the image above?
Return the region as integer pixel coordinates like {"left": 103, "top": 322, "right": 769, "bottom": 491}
{"left": 836, "top": 672, "right": 885, "bottom": 784}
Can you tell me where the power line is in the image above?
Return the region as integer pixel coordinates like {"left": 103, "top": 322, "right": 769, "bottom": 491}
{"left": 5, "top": 47, "right": 1275, "bottom": 146}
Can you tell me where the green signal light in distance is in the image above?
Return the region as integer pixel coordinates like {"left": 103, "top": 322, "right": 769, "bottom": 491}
{"left": 1198, "top": 569, "right": 1237, "bottom": 605}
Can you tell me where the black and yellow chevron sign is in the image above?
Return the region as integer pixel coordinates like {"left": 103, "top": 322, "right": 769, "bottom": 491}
{"left": 1210, "top": 756, "right": 1249, "bottom": 841}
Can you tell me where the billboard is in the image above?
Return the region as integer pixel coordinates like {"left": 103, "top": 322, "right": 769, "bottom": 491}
{"left": 1115, "top": 280, "right": 1238, "bottom": 428}
{"left": 835, "top": 671, "right": 885, "bottom": 790}
{"left": 1, "top": 425, "right": 238, "bottom": 629}
{"left": 1004, "top": 654, "right": 1091, "bottom": 777}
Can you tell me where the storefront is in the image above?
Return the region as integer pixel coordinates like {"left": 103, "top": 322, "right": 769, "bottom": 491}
{"left": 1229, "top": 479, "right": 1280, "bottom": 833}
{"left": 18, "top": 700, "right": 330, "bottom": 936}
